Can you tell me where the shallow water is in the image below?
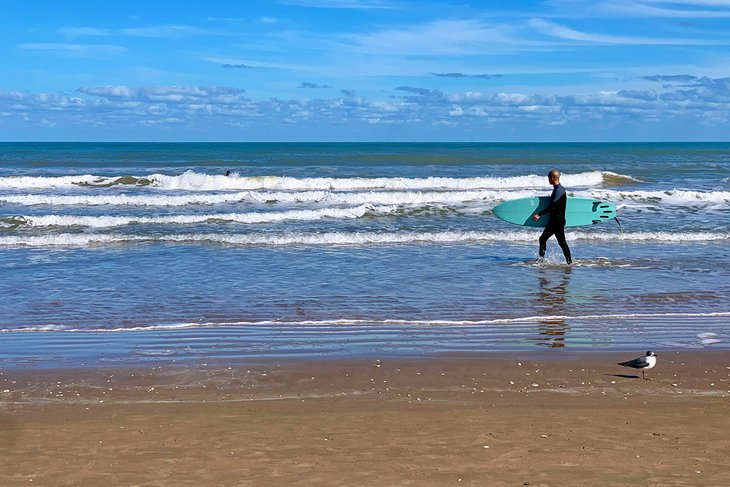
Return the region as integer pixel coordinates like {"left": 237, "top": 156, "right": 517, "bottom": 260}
{"left": 1, "top": 142, "right": 728, "bottom": 367}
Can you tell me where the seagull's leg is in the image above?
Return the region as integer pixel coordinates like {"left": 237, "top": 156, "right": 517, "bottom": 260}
{"left": 642, "top": 370, "right": 646, "bottom": 380}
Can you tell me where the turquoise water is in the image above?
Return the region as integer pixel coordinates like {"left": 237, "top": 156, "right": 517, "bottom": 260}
{"left": 1, "top": 143, "right": 729, "bottom": 367}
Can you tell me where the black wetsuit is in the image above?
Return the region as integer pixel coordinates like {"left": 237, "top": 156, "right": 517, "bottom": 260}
{"left": 537, "top": 183, "right": 572, "bottom": 264}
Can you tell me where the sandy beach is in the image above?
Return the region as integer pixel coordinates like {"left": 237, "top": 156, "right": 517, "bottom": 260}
{"left": 2, "top": 351, "right": 729, "bottom": 486}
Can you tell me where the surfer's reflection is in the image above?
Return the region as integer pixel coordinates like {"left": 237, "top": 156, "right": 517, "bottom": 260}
{"left": 535, "top": 266, "right": 572, "bottom": 348}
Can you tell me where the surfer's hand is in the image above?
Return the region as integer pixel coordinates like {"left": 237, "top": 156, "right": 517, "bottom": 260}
{"left": 532, "top": 214, "right": 540, "bottom": 221}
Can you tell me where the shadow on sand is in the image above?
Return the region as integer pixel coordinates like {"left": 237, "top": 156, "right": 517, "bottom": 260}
{"left": 606, "top": 374, "right": 641, "bottom": 379}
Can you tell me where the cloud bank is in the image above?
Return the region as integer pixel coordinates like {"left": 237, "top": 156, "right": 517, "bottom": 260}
{"left": 2, "top": 76, "right": 729, "bottom": 141}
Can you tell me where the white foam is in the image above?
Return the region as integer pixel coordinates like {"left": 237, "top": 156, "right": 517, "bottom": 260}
{"left": 14, "top": 204, "right": 397, "bottom": 228}
{"left": 579, "top": 189, "right": 730, "bottom": 208}
{"left": 600, "top": 231, "right": 730, "bottom": 242}
{"left": 149, "top": 170, "right": 614, "bottom": 191}
{"left": 0, "top": 234, "right": 126, "bottom": 247}
{"left": 4, "top": 187, "right": 723, "bottom": 210}
{"left": 0, "top": 170, "right": 625, "bottom": 192}
{"left": 0, "top": 192, "right": 247, "bottom": 206}
{"left": 0, "top": 174, "right": 104, "bottom": 188}
{"left": 0, "top": 189, "right": 534, "bottom": 207}
{"left": 0, "top": 324, "right": 69, "bottom": 332}
{"left": 3, "top": 311, "right": 729, "bottom": 333}
{"left": 0, "top": 230, "right": 727, "bottom": 248}
{"left": 697, "top": 332, "right": 722, "bottom": 345}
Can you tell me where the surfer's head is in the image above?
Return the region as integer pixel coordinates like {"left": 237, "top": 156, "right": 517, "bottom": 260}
{"left": 547, "top": 169, "right": 561, "bottom": 184}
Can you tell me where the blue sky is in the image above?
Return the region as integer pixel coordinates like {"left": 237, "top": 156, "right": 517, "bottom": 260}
{"left": 2, "top": 0, "right": 730, "bottom": 141}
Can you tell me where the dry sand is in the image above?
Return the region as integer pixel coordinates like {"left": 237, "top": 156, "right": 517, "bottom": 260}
{"left": 2, "top": 351, "right": 730, "bottom": 486}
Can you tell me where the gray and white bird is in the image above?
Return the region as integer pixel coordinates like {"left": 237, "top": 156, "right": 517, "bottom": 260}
{"left": 618, "top": 351, "right": 657, "bottom": 380}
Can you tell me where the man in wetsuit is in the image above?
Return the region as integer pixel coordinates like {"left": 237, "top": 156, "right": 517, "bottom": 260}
{"left": 532, "top": 169, "right": 572, "bottom": 264}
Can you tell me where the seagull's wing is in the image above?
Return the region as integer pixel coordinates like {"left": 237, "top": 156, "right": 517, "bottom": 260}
{"left": 618, "top": 357, "right": 648, "bottom": 368}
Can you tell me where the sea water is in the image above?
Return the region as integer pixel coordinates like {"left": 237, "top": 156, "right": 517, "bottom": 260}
{"left": 1, "top": 142, "right": 728, "bottom": 367}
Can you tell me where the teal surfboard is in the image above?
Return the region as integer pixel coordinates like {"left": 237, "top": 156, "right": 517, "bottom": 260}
{"left": 492, "top": 196, "right": 617, "bottom": 228}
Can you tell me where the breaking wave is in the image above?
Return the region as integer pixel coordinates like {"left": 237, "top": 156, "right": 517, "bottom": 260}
{"left": 580, "top": 189, "right": 730, "bottom": 208}
{"left": 4, "top": 205, "right": 397, "bottom": 228}
{"left": 3, "top": 188, "right": 727, "bottom": 209}
{"left": 0, "top": 189, "right": 526, "bottom": 207}
{"left": 0, "top": 170, "right": 631, "bottom": 191}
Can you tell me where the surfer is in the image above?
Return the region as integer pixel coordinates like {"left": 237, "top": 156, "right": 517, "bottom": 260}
{"left": 532, "top": 169, "right": 572, "bottom": 264}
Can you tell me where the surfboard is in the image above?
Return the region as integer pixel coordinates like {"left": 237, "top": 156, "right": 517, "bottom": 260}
{"left": 492, "top": 196, "right": 617, "bottom": 228}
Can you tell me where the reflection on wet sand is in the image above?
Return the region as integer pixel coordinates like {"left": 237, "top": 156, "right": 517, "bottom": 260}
{"left": 534, "top": 266, "right": 572, "bottom": 348}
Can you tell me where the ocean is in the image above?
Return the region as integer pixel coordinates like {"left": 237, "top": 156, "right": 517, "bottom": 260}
{"left": 1, "top": 142, "right": 729, "bottom": 368}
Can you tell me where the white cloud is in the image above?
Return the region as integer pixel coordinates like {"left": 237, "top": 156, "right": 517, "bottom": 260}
{"left": 494, "top": 93, "right": 535, "bottom": 104}
{"left": 18, "top": 43, "right": 127, "bottom": 57}
{"left": 77, "top": 86, "right": 249, "bottom": 104}
{"left": 2, "top": 78, "right": 730, "bottom": 139}
{"left": 346, "top": 19, "right": 514, "bottom": 56}
{"left": 529, "top": 18, "right": 726, "bottom": 45}
{"left": 204, "top": 56, "right": 316, "bottom": 72}
{"left": 599, "top": 0, "right": 730, "bottom": 18}
{"left": 58, "top": 27, "right": 114, "bottom": 37}
{"left": 120, "top": 25, "right": 210, "bottom": 37}
{"left": 278, "top": 0, "right": 402, "bottom": 9}
{"left": 56, "top": 24, "right": 219, "bottom": 39}
{"left": 647, "top": 0, "right": 730, "bottom": 6}
{"left": 78, "top": 86, "right": 136, "bottom": 99}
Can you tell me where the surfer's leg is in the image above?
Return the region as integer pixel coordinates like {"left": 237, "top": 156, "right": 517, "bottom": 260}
{"left": 555, "top": 225, "right": 572, "bottom": 264}
{"left": 538, "top": 226, "right": 553, "bottom": 258}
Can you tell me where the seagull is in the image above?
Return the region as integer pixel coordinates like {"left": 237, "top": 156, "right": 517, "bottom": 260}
{"left": 618, "top": 351, "right": 658, "bottom": 380}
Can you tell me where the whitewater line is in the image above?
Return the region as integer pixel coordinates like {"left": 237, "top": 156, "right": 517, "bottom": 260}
{"left": 3, "top": 188, "right": 727, "bottom": 208}
{"left": 0, "top": 230, "right": 728, "bottom": 248}
{"left": 0, "top": 170, "right": 633, "bottom": 190}
{"left": 4, "top": 311, "right": 729, "bottom": 333}
{"left": 0, "top": 189, "right": 525, "bottom": 207}
{"left": 6, "top": 204, "right": 398, "bottom": 228}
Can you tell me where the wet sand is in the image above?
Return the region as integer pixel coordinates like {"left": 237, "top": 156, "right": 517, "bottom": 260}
{"left": 2, "top": 351, "right": 730, "bottom": 486}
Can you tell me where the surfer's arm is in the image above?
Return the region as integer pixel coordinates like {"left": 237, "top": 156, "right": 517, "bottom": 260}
{"left": 536, "top": 186, "right": 564, "bottom": 217}
{"left": 536, "top": 194, "right": 556, "bottom": 217}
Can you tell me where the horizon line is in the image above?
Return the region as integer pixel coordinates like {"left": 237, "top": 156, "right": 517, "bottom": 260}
{"left": 2, "top": 140, "right": 730, "bottom": 144}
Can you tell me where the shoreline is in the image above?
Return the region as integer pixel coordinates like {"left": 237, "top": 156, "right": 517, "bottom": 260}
{"left": 3, "top": 351, "right": 729, "bottom": 485}
{"left": 3, "top": 314, "right": 729, "bottom": 370}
